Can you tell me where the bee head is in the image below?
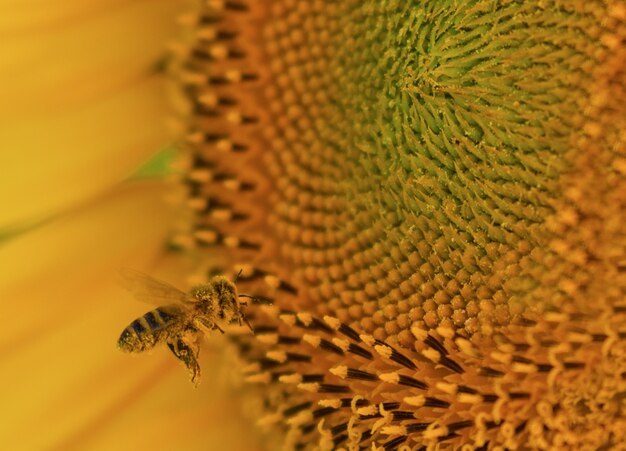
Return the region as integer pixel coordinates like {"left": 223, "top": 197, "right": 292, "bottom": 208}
{"left": 191, "top": 277, "right": 238, "bottom": 320}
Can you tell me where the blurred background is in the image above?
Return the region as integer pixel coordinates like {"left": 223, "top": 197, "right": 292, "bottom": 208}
{"left": 0, "top": 2, "right": 263, "bottom": 450}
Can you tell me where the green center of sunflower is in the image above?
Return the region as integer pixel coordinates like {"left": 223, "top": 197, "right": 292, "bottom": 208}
{"left": 257, "top": 1, "right": 594, "bottom": 342}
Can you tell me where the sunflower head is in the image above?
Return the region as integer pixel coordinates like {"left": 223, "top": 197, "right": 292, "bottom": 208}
{"left": 165, "top": 0, "right": 626, "bottom": 448}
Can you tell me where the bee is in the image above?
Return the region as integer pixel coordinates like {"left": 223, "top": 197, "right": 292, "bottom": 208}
{"left": 117, "top": 269, "right": 253, "bottom": 385}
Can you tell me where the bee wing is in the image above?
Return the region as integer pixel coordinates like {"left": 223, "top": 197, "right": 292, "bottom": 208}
{"left": 119, "top": 268, "right": 196, "bottom": 305}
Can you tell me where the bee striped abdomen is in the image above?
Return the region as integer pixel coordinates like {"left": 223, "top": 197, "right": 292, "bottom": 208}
{"left": 118, "top": 307, "right": 179, "bottom": 352}
{"left": 144, "top": 310, "right": 163, "bottom": 330}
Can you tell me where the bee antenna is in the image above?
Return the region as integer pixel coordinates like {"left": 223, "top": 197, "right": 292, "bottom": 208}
{"left": 234, "top": 268, "right": 243, "bottom": 284}
{"left": 242, "top": 314, "right": 254, "bottom": 333}
{"left": 239, "top": 294, "right": 273, "bottom": 305}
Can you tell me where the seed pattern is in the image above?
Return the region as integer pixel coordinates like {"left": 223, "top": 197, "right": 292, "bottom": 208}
{"left": 238, "top": 303, "right": 626, "bottom": 449}
{"left": 171, "top": 0, "right": 626, "bottom": 448}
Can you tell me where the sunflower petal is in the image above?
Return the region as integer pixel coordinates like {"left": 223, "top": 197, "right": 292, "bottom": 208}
{"left": 82, "top": 345, "right": 263, "bottom": 451}
{"left": 0, "top": 181, "right": 188, "bottom": 449}
{"left": 0, "top": 0, "right": 184, "bottom": 228}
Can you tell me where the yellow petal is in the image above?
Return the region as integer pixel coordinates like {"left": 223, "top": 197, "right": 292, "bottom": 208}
{"left": 0, "top": 181, "right": 170, "bottom": 445}
{"left": 83, "top": 344, "right": 265, "bottom": 451}
{"left": 0, "top": 180, "right": 177, "bottom": 353}
{"left": 0, "top": 0, "right": 184, "bottom": 228}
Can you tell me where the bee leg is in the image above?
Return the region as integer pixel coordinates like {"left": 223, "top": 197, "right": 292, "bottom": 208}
{"left": 167, "top": 337, "right": 201, "bottom": 386}
{"left": 195, "top": 317, "right": 224, "bottom": 334}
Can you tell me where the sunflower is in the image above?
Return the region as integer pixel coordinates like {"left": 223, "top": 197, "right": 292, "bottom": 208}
{"left": 3, "top": 0, "right": 626, "bottom": 450}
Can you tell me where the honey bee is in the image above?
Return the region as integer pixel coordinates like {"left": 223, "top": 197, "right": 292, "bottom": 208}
{"left": 117, "top": 269, "right": 253, "bottom": 385}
